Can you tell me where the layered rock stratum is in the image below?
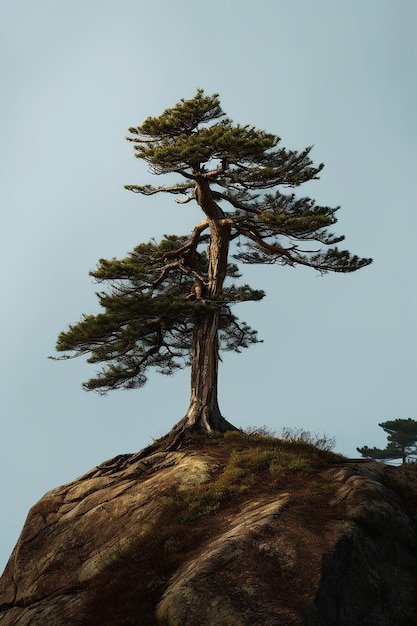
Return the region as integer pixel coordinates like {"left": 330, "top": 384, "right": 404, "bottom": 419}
{"left": 1, "top": 432, "right": 416, "bottom": 625}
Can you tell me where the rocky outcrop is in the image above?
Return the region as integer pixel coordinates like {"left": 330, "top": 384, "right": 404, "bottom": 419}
{"left": 1, "top": 434, "right": 416, "bottom": 625}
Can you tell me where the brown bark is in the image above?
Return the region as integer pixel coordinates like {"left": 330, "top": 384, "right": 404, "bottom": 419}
{"left": 183, "top": 311, "right": 236, "bottom": 431}
{"left": 169, "top": 176, "right": 238, "bottom": 438}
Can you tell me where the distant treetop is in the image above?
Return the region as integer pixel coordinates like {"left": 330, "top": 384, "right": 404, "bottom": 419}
{"left": 358, "top": 419, "right": 417, "bottom": 464}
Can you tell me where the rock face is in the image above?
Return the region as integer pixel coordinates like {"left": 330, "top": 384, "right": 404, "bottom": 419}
{"left": 1, "top": 433, "right": 417, "bottom": 625}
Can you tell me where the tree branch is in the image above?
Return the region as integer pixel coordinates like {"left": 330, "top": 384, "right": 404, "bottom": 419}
{"left": 124, "top": 183, "right": 193, "bottom": 196}
{"left": 174, "top": 169, "right": 196, "bottom": 180}
{"left": 236, "top": 224, "right": 299, "bottom": 265}
{"left": 162, "top": 220, "right": 209, "bottom": 259}
{"left": 212, "top": 190, "right": 261, "bottom": 215}
{"left": 151, "top": 259, "right": 184, "bottom": 288}
{"left": 175, "top": 192, "right": 196, "bottom": 204}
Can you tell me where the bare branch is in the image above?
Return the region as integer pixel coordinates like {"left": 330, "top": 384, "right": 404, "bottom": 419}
{"left": 174, "top": 169, "right": 196, "bottom": 180}
{"left": 162, "top": 220, "right": 209, "bottom": 259}
{"left": 151, "top": 259, "right": 183, "bottom": 288}
{"left": 236, "top": 224, "right": 299, "bottom": 265}
{"left": 124, "top": 183, "right": 193, "bottom": 196}
{"left": 212, "top": 190, "right": 261, "bottom": 215}
{"left": 175, "top": 192, "right": 196, "bottom": 204}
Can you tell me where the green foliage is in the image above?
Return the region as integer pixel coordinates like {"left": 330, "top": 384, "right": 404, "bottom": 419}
{"left": 126, "top": 89, "right": 371, "bottom": 273}
{"left": 357, "top": 418, "right": 417, "bottom": 463}
{"left": 53, "top": 236, "right": 262, "bottom": 392}
{"left": 53, "top": 89, "right": 371, "bottom": 398}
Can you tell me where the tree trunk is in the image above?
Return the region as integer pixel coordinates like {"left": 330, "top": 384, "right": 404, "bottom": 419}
{"left": 168, "top": 176, "right": 238, "bottom": 440}
{"left": 189, "top": 312, "right": 236, "bottom": 427}
{"left": 168, "top": 310, "right": 238, "bottom": 441}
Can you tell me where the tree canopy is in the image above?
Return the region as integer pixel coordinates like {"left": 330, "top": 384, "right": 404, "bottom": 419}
{"left": 53, "top": 89, "right": 372, "bottom": 440}
{"left": 357, "top": 419, "right": 417, "bottom": 464}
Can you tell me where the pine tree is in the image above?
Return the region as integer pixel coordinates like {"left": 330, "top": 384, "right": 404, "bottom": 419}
{"left": 357, "top": 419, "right": 417, "bottom": 464}
{"left": 53, "top": 90, "right": 372, "bottom": 441}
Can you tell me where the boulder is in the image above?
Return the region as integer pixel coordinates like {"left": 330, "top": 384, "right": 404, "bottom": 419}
{"left": 0, "top": 434, "right": 416, "bottom": 625}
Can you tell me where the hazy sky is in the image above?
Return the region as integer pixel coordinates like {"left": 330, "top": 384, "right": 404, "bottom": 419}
{"left": 1, "top": 0, "right": 416, "bottom": 571}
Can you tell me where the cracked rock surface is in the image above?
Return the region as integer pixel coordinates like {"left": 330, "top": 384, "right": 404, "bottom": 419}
{"left": 1, "top": 437, "right": 417, "bottom": 625}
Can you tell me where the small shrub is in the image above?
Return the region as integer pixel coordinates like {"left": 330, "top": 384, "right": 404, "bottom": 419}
{"left": 279, "top": 426, "right": 336, "bottom": 452}
{"left": 243, "top": 425, "right": 277, "bottom": 438}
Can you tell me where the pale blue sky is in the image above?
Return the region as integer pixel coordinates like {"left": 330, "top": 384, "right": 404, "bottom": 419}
{"left": 1, "top": 0, "right": 416, "bottom": 571}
